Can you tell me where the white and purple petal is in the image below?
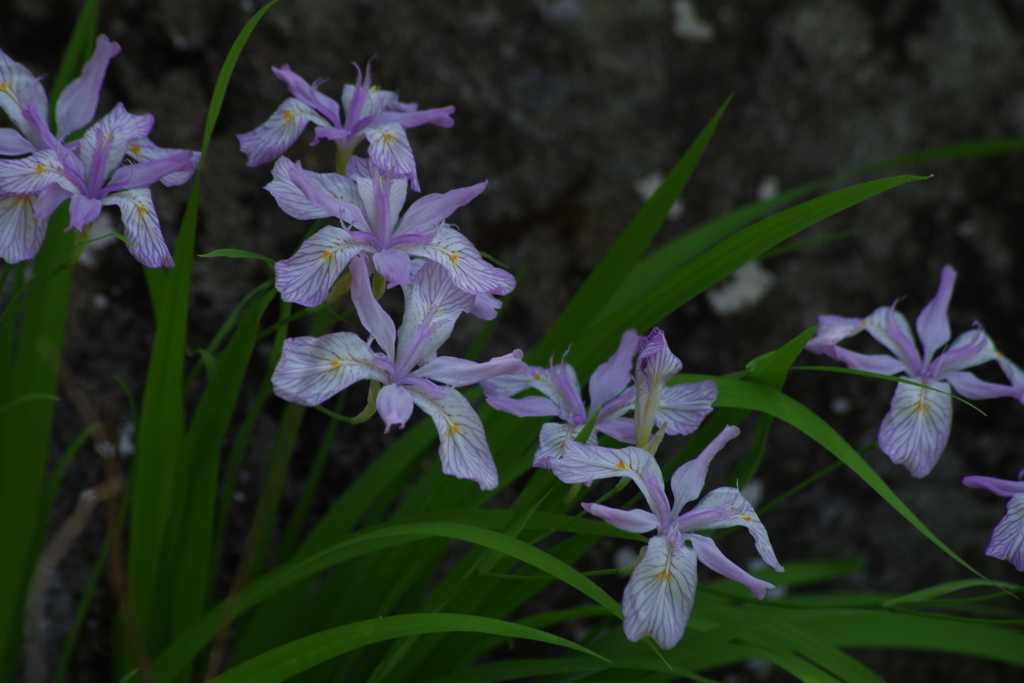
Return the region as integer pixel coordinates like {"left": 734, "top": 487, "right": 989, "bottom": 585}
{"left": 417, "top": 351, "right": 526, "bottom": 389}
{"left": 552, "top": 440, "right": 668, "bottom": 518}
{"left": 581, "top": 502, "right": 658, "bottom": 534}
{"left": 827, "top": 347, "right": 908, "bottom": 375}
{"left": 403, "top": 226, "right": 515, "bottom": 296}
{"left": 124, "top": 138, "right": 200, "bottom": 187}
{"left": 805, "top": 314, "right": 870, "bottom": 355}
{"left": 622, "top": 535, "right": 697, "bottom": 649}
{"left": 406, "top": 384, "right": 499, "bottom": 491}
{"left": 271, "top": 65, "right": 341, "bottom": 125}
{"left": 376, "top": 383, "right": 415, "bottom": 432}
{"left": 915, "top": 265, "right": 956, "bottom": 363}
{"left": 0, "top": 48, "right": 49, "bottom": 145}
{"left": 944, "top": 371, "right": 1022, "bottom": 401}
{"left": 55, "top": 36, "right": 121, "bottom": 139}
{"left": 398, "top": 260, "right": 475, "bottom": 360}
{"left": 274, "top": 227, "right": 371, "bottom": 307}
{"left": 102, "top": 188, "right": 173, "bottom": 268}
{"left": 0, "top": 150, "right": 72, "bottom": 196}
{"left": 288, "top": 161, "right": 371, "bottom": 230}
{"left": 670, "top": 425, "right": 740, "bottom": 515}
{"left": 0, "top": 128, "right": 36, "bottom": 157}
{"left": 77, "top": 104, "right": 155, "bottom": 186}
{"left": 265, "top": 156, "right": 348, "bottom": 220}
{"left": 395, "top": 181, "right": 488, "bottom": 239}
{"left": 963, "top": 474, "right": 1024, "bottom": 498}
{"left": 684, "top": 486, "right": 783, "bottom": 572}
{"left": 534, "top": 422, "right": 595, "bottom": 469}
{"left": 271, "top": 332, "right": 387, "bottom": 406}
{"left": 0, "top": 195, "right": 47, "bottom": 263}
{"left": 237, "top": 98, "right": 329, "bottom": 167}
{"left": 685, "top": 534, "right": 777, "bottom": 598}
{"left": 350, "top": 254, "right": 397, "bottom": 359}
{"left": 878, "top": 379, "right": 953, "bottom": 479}
{"left": 656, "top": 380, "right": 718, "bottom": 436}
{"left": 985, "top": 494, "right": 1024, "bottom": 571}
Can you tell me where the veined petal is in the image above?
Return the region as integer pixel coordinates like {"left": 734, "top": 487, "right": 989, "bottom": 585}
{"left": 686, "top": 534, "right": 777, "bottom": 598}
{"left": 481, "top": 369, "right": 536, "bottom": 398}
{"left": 670, "top": 425, "right": 740, "bottom": 515}
{"left": 403, "top": 226, "right": 515, "bottom": 296}
{"left": 0, "top": 48, "right": 49, "bottom": 145}
{"left": 365, "top": 123, "right": 416, "bottom": 188}
{"left": 77, "top": 104, "right": 154, "bottom": 187}
{"left": 684, "top": 486, "right": 783, "bottom": 571}
{"left": 596, "top": 417, "right": 636, "bottom": 444}
{"left": 406, "top": 384, "right": 499, "bottom": 490}
{"left": 945, "top": 371, "right": 1022, "bottom": 401}
{"left": 656, "top": 380, "right": 717, "bottom": 436}
{"left": 0, "top": 195, "right": 47, "bottom": 263}
{"left": 376, "top": 105, "right": 456, "bottom": 130}
{"left": 0, "top": 128, "right": 36, "bottom": 156}
{"left": 274, "top": 227, "right": 370, "bottom": 307}
{"left": 829, "top": 347, "right": 907, "bottom": 375}
{"left": 915, "top": 265, "right": 956, "bottom": 363}
{"left": 350, "top": 254, "right": 396, "bottom": 359}
{"left": 553, "top": 440, "right": 670, "bottom": 521}
{"left": 485, "top": 395, "right": 560, "bottom": 419}
{"left": 125, "top": 138, "right": 201, "bottom": 187}
{"left": 376, "top": 383, "right": 415, "bottom": 432}
{"left": 353, "top": 171, "right": 407, "bottom": 238}
{"left": 55, "top": 35, "right": 121, "bottom": 139}
{"left": 288, "top": 161, "right": 370, "bottom": 230}
{"left": 398, "top": 260, "right": 474, "bottom": 360}
{"left": 864, "top": 306, "right": 922, "bottom": 374}
{"left": 102, "top": 188, "right": 173, "bottom": 268}
{"left": 634, "top": 328, "right": 681, "bottom": 443}
{"left": 622, "top": 535, "right": 697, "bottom": 649}
{"left": 0, "top": 150, "right": 70, "bottom": 196}
{"left": 805, "top": 315, "right": 867, "bottom": 355}
{"left": 107, "top": 150, "right": 194, "bottom": 192}
{"left": 271, "top": 332, "right": 386, "bottom": 406}
{"left": 963, "top": 475, "right": 1024, "bottom": 498}
{"left": 237, "top": 98, "right": 329, "bottom": 167}
{"left": 535, "top": 421, "right": 596, "bottom": 469}
{"left": 33, "top": 184, "right": 72, "bottom": 222}
{"left": 373, "top": 248, "right": 412, "bottom": 287}
{"left": 581, "top": 502, "right": 658, "bottom": 534}
{"left": 986, "top": 494, "right": 1024, "bottom": 571}
{"left": 271, "top": 65, "right": 341, "bottom": 125}
{"left": 395, "top": 181, "right": 488, "bottom": 238}
{"left": 878, "top": 379, "right": 952, "bottom": 478}
{"left": 931, "top": 327, "right": 995, "bottom": 375}
{"left": 417, "top": 351, "right": 526, "bottom": 389}
{"left": 265, "top": 156, "right": 357, "bottom": 220}
{"left": 588, "top": 329, "right": 638, "bottom": 412}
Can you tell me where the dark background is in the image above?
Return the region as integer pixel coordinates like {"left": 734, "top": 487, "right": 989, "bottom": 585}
{"left": 4, "top": 0, "right": 1024, "bottom": 680}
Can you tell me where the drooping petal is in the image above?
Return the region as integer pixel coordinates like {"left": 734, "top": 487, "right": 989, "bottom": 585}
{"left": 406, "top": 384, "right": 499, "bottom": 490}
{"left": 0, "top": 195, "right": 47, "bottom": 263}
{"left": 684, "top": 486, "right": 783, "bottom": 572}
{"left": 878, "top": 379, "right": 953, "bottom": 479}
{"left": 375, "top": 106, "right": 456, "bottom": 131}
{"left": 372, "top": 248, "right": 413, "bottom": 287}
{"left": 288, "top": 161, "right": 370, "bottom": 230}
{"left": 944, "top": 371, "right": 1022, "bottom": 401}
{"left": 0, "top": 48, "right": 49, "bottom": 145}
{"left": 963, "top": 475, "right": 1024, "bottom": 499}
{"left": 55, "top": 35, "right": 121, "bottom": 139}
{"left": 485, "top": 394, "right": 559, "bottom": 419}
{"left": 417, "top": 351, "right": 526, "bottom": 389}
{"left": 266, "top": 156, "right": 359, "bottom": 220}
{"left": 864, "top": 306, "right": 922, "bottom": 375}
{"left": 395, "top": 181, "right": 488, "bottom": 238}
{"left": 274, "top": 227, "right": 371, "bottom": 308}
{"left": 237, "top": 98, "right": 329, "bottom": 167}
{"left": 376, "top": 383, "right": 415, "bottom": 432}
{"left": 0, "top": 128, "right": 36, "bottom": 156}
{"left": 33, "top": 184, "right": 72, "bottom": 222}
{"left": 69, "top": 194, "right": 103, "bottom": 230}
{"left": 915, "top": 265, "right": 956, "bottom": 363}
{"left": 271, "top": 332, "right": 387, "bottom": 406}
{"left": 588, "top": 329, "right": 638, "bottom": 412}
{"left": 581, "top": 502, "right": 659, "bottom": 534}
{"left": 365, "top": 123, "right": 416, "bottom": 188}
{"left": 828, "top": 347, "right": 908, "bottom": 375}
{"left": 553, "top": 440, "right": 670, "bottom": 520}
{"left": 596, "top": 417, "right": 636, "bottom": 444}
{"left": 469, "top": 292, "right": 501, "bottom": 320}
{"left": 686, "top": 534, "right": 777, "bottom": 598}
{"left": 398, "top": 260, "right": 474, "bottom": 360}
{"left": 931, "top": 327, "right": 995, "bottom": 376}
{"left": 480, "top": 369, "right": 536, "bottom": 398}
{"left": 350, "top": 254, "right": 396, "bottom": 359}
{"left": 670, "top": 425, "right": 740, "bottom": 515}
{"left": 985, "top": 494, "right": 1024, "bottom": 572}
{"left": 403, "top": 226, "right": 516, "bottom": 296}
{"left": 102, "top": 188, "right": 173, "bottom": 268}
{"left": 805, "top": 314, "right": 872, "bottom": 355}
{"left": 106, "top": 150, "right": 195, "bottom": 193}
{"left": 534, "top": 421, "right": 595, "bottom": 469}
{"left": 124, "top": 138, "right": 201, "bottom": 187}
{"left": 622, "top": 535, "right": 697, "bottom": 649}
{"left": 271, "top": 65, "right": 341, "bottom": 125}
{"left": 656, "top": 380, "right": 717, "bottom": 436}
{"left": 0, "top": 150, "right": 72, "bottom": 196}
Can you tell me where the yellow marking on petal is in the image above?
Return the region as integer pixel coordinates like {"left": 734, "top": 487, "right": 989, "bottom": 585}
{"left": 616, "top": 461, "right": 627, "bottom": 470}
{"left": 533, "top": 372, "right": 542, "bottom": 380}
{"left": 448, "top": 423, "right": 460, "bottom": 437}
{"left": 137, "top": 205, "right": 148, "bottom": 216}
{"left": 129, "top": 145, "right": 141, "bottom": 154}
{"left": 383, "top": 132, "right": 395, "bottom": 145}
{"left": 283, "top": 110, "right": 293, "bottom": 120}
{"left": 915, "top": 400, "right": 928, "bottom": 413}
{"left": 659, "top": 570, "right": 673, "bottom": 581}
{"left": 997, "top": 352, "right": 1005, "bottom": 357}
{"left": 371, "top": 85, "right": 379, "bottom": 92}
{"left": 330, "top": 360, "right": 341, "bottom": 367}
{"left": 741, "top": 515, "right": 751, "bottom": 522}
{"left": 31, "top": 163, "right": 45, "bottom": 174}
{"left": 449, "top": 253, "right": 459, "bottom": 263}
{"left": 860, "top": 320, "right": 868, "bottom": 326}
{"left": 321, "top": 250, "right": 332, "bottom": 259}
{"left": 0, "top": 83, "right": 9, "bottom": 91}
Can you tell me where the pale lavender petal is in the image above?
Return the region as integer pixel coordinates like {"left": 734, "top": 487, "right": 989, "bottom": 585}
{"left": 485, "top": 394, "right": 559, "bottom": 419}
{"left": 686, "top": 534, "right": 777, "bottom": 598}
{"left": 932, "top": 327, "right": 995, "bottom": 375}
{"left": 986, "top": 494, "right": 1024, "bottom": 571}
{"left": 878, "top": 379, "right": 952, "bottom": 478}
{"left": 33, "top": 184, "right": 72, "bottom": 221}
{"left": 622, "top": 535, "right": 697, "bottom": 649}
{"left": 271, "top": 65, "right": 340, "bottom": 124}
{"left": 398, "top": 261, "right": 474, "bottom": 360}
{"left": 271, "top": 332, "right": 386, "bottom": 406}
{"left": 107, "top": 151, "right": 194, "bottom": 192}
{"left": 406, "top": 384, "right": 499, "bottom": 490}
{"left": 373, "top": 248, "right": 413, "bottom": 287}
{"left": 403, "top": 226, "right": 515, "bottom": 295}
{"left": 124, "top": 138, "right": 200, "bottom": 187}
{"left": 76, "top": 104, "right": 154, "bottom": 185}
{"left": 0, "top": 48, "right": 49, "bottom": 144}
{"left": 288, "top": 161, "right": 370, "bottom": 230}
{"left": 535, "top": 421, "right": 594, "bottom": 468}
{"left": 829, "top": 347, "right": 907, "bottom": 375}
{"left": 69, "top": 194, "right": 102, "bottom": 230}
{"left": 376, "top": 383, "right": 415, "bottom": 432}
{"left": 376, "top": 106, "right": 456, "bottom": 130}
{"left": 481, "top": 369, "right": 537, "bottom": 398}
{"left": 0, "top": 195, "right": 47, "bottom": 263}
{"left": 945, "top": 371, "right": 1022, "bottom": 401}
{"left": 55, "top": 35, "right": 121, "bottom": 138}
{"left": 469, "top": 292, "right": 501, "bottom": 320}
{"left": 634, "top": 327, "right": 682, "bottom": 443}
{"left": 963, "top": 475, "right": 1024, "bottom": 498}
{"left": 865, "top": 306, "right": 922, "bottom": 374}
{"left": 581, "top": 502, "right": 658, "bottom": 534}
{"left": 237, "top": 98, "right": 328, "bottom": 167}
{"left": 417, "top": 350, "right": 526, "bottom": 388}
{"left": 0, "top": 128, "right": 35, "bottom": 156}
{"left": 365, "top": 123, "right": 416, "bottom": 187}
{"left": 589, "top": 329, "right": 638, "bottom": 411}
{"left": 351, "top": 254, "right": 396, "bottom": 358}
{"left": 805, "top": 315, "right": 869, "bottom": 355}
{"left": 670, "top": 425, "right": 740, "bottom": 515}
{"left": 0, "top": 150, "right": 70, "bottom": 196}
{"left": 102, "top": 188, "right": 173, "bottom": 268}
{"left": 395, "top": 181, "right": 488, "bottom": 238}
{"left": 685, "top": 486, "right": 783, "bottom": 571}
{"left": 552, "top": 440, "right": 667, "bottom": 517}
{"left": 353, "top": 173, "right": 406, "bottom": 237}
{"left": 915, "top": 265, "right": 956, "bottom": 363}
{"left": 657, "top": 380, "right": 718, "bottom": 436}
{"left": 265, "top": 156, "right": 358, "bottom": 220}
{"left": 596, "top": 417, "right": 636, "bottom": 444}
{"left": 274, "top": 227, "right": 370, "bottom": 307}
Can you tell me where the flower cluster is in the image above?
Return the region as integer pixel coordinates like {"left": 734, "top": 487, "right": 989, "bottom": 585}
{"left": 247, "top": 63, "right": 523, "bottom": 490}
{"left": 0, "top": 36, "right": 200, "bottom": 266}
{"left": 486, "top": 327, "right": 783, "bottom": 649}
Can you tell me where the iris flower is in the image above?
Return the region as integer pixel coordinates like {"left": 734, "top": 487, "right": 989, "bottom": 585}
{"left": 551, "top": 426, "right": 783, "bottom": 649}
{"left": 963, "top": 469, "right": 1024, "bottom": 571}
{"left": 806, "top": 265, "right": 1024, "bottom": 478}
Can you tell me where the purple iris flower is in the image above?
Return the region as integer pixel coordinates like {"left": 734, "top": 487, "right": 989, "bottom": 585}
{"left": 551, "top": 426, "right": 783, "bottom": 649}
{"left": 237, "top": 62, "right": 454, "bottom": 190}
{"left": 268, "top": 157, "right": 513, "bottom": 312}
{"left": 963, "top": 470, "right": 1024, "bottom": 572}
{"left": 0, "top": 36, "right": 199, "bottom": 266}
{"left": 271, "top": 257, "right": 525, "bottom": 490}
{"left": 806, "top": 265, "right": 1024, "bottom": 478}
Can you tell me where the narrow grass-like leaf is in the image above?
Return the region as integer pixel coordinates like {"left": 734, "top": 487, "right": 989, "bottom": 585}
{"left": 0, "top": 392, "right": 59, "bottom": 417}
{"left": 883, "top": 580, "right": 1024, "bottom": 608}
{"left": 214, "top": 614, "right": 606, "bottom": 683}
{"left": 199, "top": 248, "right": 275, "bottom": 267}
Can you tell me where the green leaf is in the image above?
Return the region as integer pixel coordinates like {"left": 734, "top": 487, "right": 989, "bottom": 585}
{"left": 199, "top": 248, "right": 275, "bottom": 267}
{"left": 883, "top": 579, "right": 1023, "bottom": 608}
{"left": 0, "top": 393, "right": 59, "bottom": 417}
